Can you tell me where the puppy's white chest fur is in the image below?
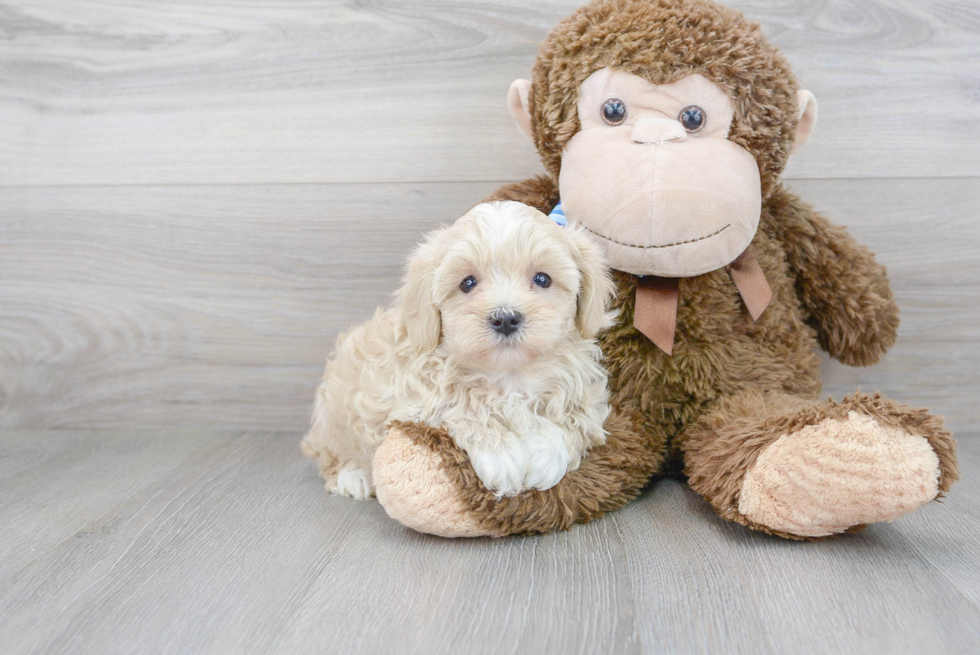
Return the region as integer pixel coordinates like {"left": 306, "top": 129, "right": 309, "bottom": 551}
{"left": 495, "top": 370, "right": 544, "bottom": 397}
{"left": 388, "top": 343, "right": 610, "bottom": 497}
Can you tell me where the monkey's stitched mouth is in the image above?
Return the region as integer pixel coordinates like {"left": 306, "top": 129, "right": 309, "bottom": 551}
{"left": 583, "top": 223, "right": 731, "bottom": 249}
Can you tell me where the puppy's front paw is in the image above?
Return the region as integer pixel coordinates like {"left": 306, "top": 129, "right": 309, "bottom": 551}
{"left": 327, "top": 462, "right": 375, "bottom": 500}
{"left": 524, "top": 431, "right": 571, "bottom": 491}
{"left": 469, "top": 445, "right": 529, "bottom": 498}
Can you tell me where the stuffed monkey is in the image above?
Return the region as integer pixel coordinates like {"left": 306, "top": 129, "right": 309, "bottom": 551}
{"left": 370, "top": 0, "right": 958, "bottom": 539}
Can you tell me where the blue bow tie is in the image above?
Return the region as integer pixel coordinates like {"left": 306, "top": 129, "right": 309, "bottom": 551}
{"left": 548, "top": 201, "right": 568, "bottom": 227}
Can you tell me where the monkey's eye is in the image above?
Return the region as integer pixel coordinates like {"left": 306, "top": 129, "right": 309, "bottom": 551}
{"left": 460, "top": 276, "right": 478, "bottom": 293}
{"left": 679, "top": 106, "right": 706, "bottom": 133}
{"left": 532, "top": 272, "right": 552, "bottom": 288}
{"left": 601, "top": 98, "right": 628, "bottom": 125}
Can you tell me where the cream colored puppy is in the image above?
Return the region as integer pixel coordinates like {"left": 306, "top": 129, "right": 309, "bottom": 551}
{"left": 302, "top": 201, "right": 615, "bottom": 499}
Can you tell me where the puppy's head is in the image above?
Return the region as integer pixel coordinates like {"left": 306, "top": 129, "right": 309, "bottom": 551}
{"left": 395, "top": 201, "right": 614, "bottom": 371}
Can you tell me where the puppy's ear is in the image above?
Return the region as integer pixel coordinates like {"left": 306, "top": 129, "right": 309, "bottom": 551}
{"left": 394, "top": 227, "right": 450, "bottom": 353}
{"left": 568, "top": 227, "right": 615, "bottom": 340}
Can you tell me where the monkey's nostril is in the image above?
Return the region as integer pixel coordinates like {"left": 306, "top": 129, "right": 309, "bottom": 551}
{"left": 489, "top": 310, "right": 522, "bottom": 336}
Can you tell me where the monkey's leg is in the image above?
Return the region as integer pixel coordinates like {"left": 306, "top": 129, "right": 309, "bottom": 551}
{"left": 681, "top": 390, "right": 958, "bottom": 539}
{"left": 373, "top": 406, "right": 666, "bottom": 537}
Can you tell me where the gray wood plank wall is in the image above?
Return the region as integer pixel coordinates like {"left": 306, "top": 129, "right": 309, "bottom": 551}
{"left": 1, "top": 0, "right": 978, "bottom": 434}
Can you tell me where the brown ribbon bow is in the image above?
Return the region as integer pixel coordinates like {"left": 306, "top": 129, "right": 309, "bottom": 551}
{"left": 632, "top": 246, "right": 772, "bottom": 355}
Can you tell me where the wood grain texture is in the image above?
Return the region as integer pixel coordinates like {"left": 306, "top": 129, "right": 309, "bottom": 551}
{"left": 2, "top": 3, "right": 976, "bottom": 652}
{"left": 0, "top": 428, "right": 977, "bottom": 655}
{"left": 0, "top": 0, "right": 978, "bottom": 186}
{"left": 1, "top": 178, "right": 977, "bottom": 433}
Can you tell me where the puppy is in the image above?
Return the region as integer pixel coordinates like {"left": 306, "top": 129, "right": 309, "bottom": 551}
{"left": 301, "top": 201, "right": 615, "bottom": 499}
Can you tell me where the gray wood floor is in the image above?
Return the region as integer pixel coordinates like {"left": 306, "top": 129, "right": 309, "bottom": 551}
{"left": 1, "top": 429, "right": 978, "bottom": 655}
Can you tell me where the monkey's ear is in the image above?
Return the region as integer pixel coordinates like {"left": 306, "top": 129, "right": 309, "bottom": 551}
{"left": 394, "top": 228, "right": 449, "bottom": 353}
{"left": 791, "top": 89, "right": 818, "bottom": 154}
{"left": 507, "top": 79, "right": 534, "bottom": 139}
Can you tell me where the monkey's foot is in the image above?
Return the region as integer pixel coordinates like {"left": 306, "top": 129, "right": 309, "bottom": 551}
{"left": 738, "top": 410, "right": 942, "bottom": 537}
{"left": 374, "top": 425, "right": 492, "bottom": 538}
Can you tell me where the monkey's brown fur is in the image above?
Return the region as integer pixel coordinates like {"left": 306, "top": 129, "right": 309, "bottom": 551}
{"left": 375, "top": 0, "right": 958, "bottom": 538}
{"left": 529, "top": 0, "right": 799, "bottom": 198}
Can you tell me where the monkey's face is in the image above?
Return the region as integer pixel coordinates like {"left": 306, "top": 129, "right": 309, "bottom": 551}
{"left": 557, "top": 68, "right": 762, "bottom": 277}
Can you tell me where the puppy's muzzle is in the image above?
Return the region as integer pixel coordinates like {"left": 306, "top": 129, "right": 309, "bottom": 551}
{"left": 489, "top": 309, "right": 522, "bottom": 337}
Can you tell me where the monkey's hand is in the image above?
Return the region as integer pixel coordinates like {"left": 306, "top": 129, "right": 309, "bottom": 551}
{"left": 764, "top": 186, "right": 899, "bottom": 367}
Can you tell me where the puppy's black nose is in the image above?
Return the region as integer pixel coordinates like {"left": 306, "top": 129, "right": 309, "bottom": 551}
{"left": 490, "top": 310, "right": 522, "bottom": 336}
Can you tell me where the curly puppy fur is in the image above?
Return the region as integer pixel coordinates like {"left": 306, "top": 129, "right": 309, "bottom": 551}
{"left": 373, "top": 0, "right": 957, "bottom": 538}
{"left": 302, "top": 201, "right": 616, "bottom": 499}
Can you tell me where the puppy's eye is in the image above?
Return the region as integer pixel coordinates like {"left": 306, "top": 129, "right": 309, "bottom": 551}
{"left": 679, "top": 105, "right": 705, "bottom": 133}
{"left": 532, "top": 272, "right": 552, "bottom": 288}
{"left": 601, "top": 98, "right": 627, "bottom": 126}
{"left": 460, "top": 276, "right": 478, "bottom": 293}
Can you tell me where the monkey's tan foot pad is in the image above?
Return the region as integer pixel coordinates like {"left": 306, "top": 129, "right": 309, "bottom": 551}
{"left": 738, "top": 411, "right": 941, "bottom": 538}
{"left": 374, "top": 427, "right": 493, "bottom": 538}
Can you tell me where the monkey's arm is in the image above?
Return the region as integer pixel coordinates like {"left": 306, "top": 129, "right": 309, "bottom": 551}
{"left": 763, "top": 186, "right": 899, "bottom": 367}
{"left": 483, "top": 175, "right": 561, "bottom": 214}
{"left": 373, "top": 405, "right": 664, "bottom": 537}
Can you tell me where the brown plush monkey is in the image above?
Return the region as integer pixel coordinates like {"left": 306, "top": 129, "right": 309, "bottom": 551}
{"left": 369, "top": 0, "right": 958, "bottom": 539}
